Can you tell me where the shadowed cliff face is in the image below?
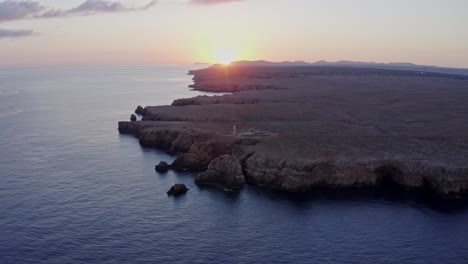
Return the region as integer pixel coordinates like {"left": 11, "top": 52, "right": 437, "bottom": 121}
{"left": 118, "top": 122, "right": 468, "bottom": 198}
{"left": 195, "top": 155, "right": 246, "bottom": 189}
{"left": 119, "top": 65, "right": 468, "bottom": 198}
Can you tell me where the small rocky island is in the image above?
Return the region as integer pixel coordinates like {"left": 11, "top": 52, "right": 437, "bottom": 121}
{"left": 119, "top": 64, "right": 468, "bottom": 198}
{"left": 167, "top": 184, "right": 189, "bottom": 196}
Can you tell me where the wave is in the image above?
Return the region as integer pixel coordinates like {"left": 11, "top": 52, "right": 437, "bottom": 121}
{"left": 0, "top": 107, "right": 23, "bottom": 118}
{"left": 0, "top": 88, "right": 20, "bottom": 96}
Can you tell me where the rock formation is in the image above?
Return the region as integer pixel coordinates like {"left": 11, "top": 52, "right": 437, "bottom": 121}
{"left": 195, "top": 155, "right": 246, "bottom": 189}
{"left": 167, "top": 184, "right": 189, "bottom": 196}
{"left": 155, "top": 161, "right": 170, "bottom": 173}
{"left": 130, "top": 114, "right": 137, "bottom": 122}
{"left": 118, "top": 64, "right": 468, "bottom": 198}
{"left": 170, "top": 140, "right": 237, "bottom": 171}
{"left": 135, "top": 105, "right": 145, "bottom": 115}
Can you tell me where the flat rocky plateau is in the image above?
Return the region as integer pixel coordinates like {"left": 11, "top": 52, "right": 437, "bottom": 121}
{"left": 119, "top": 65, "right": 468, "bottom": 198}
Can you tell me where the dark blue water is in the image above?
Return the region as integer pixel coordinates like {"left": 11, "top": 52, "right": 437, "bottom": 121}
{"left": 1, "top": 65, "right": 467, "bottom": 264}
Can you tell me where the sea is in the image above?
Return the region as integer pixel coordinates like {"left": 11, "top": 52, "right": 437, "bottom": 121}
{"left": 0, "top": 65, "right": 467, "bottom": 264}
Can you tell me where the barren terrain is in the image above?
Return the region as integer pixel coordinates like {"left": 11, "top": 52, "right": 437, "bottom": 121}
{"left": 119, "top": 65, "right": 468, "bottom": 197}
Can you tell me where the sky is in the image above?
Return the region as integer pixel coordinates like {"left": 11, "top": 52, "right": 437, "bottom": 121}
{"left": 0, "top": 0, "right": 467, "bottom": 67}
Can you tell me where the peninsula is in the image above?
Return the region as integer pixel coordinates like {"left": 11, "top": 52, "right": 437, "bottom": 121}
{"left": 119, "top": 62, "right": 468, "bottom": 198}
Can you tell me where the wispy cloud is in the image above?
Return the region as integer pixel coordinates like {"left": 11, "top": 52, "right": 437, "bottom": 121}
{"left": 0, "top": 1, "right": 44, "bottom": 22}
{"left": 0, "top": 0, "right": 242, "bottom": 39}
{"left": 190, "top": 0, "right": 244, "bottom": 6}
{"left": 0, "top": 0, "right": 157, "bottom": 38}
{"left": 0, "top": 28, "right": 34, "bottom": 38}
{"left": 40, "top": 0, "right": 158, "bottom": 18}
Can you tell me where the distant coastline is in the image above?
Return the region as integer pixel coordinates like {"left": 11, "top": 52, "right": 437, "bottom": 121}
{"left": 222, "top": 60, "right": 468, "bottom": 76}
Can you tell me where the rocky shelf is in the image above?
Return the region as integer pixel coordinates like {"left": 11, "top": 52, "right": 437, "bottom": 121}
{"left": 119, "top": 64, "right": 468, "bottom": 199}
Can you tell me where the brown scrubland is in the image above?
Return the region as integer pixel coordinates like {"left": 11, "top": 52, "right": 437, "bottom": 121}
{"left": 119, "top": 65, "right": 468, "bottom": 198}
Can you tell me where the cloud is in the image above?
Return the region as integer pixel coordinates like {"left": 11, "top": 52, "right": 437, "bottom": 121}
{"left": 40, "top": 0, "right": 158, "bottom": 18}
{"left": 0, "top": 0, "right": 156, "bottom": 39}
{"left": 0, "top": 0, "right": 157, "bottom": 21}
{"left": 190, "top": 0, "right": 244, "bottom": 6}
{"left": 0, "top": 28, "right": 34, "bottom": 38}
{"left": 0, "top": 1, "right": 44, "bottom": 22}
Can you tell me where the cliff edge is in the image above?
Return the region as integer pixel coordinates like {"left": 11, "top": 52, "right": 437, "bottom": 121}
{"left": 119, "top": 64, "right": 468, "bottom": 198}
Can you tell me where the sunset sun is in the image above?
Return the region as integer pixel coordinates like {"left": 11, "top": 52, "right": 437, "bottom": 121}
{"left": 195, "top": 33, "right": 251, "bottom": 65}
{"left": 212, "top": 47, "right": 238, "bottom": 65}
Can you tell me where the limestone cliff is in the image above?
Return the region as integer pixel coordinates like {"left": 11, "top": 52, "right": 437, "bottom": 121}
{"left": 118, "top": 64, "right": 468, "bottom": 198}
{"left": 195, "top": 155, "right": 246, "bottom": 189}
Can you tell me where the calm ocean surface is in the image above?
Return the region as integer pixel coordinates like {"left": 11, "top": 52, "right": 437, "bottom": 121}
{"left": 0, "top": 65, "right": 467, "bottom": 264}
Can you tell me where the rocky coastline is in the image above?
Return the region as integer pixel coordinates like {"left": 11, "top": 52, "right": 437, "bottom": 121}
{"left": 119, "top": 65, "right": 468, "bottom": 198}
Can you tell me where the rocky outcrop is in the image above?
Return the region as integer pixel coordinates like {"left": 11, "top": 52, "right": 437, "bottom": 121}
{"left": 172, "top": 98, "right": 202, "bottom": 106}
{"left": 155, "top": 161, "right": 170, "bottom": 173}
{"left": 118, "top": 64, "right": 468, "bottom": 199}
{"left": 118, "top": 122, "right": 468, "bottom": 198}
{"left": 195, "top": 155, "right": 246, "bottom": 189}
{"left": 118, "top": 121, "right": 157, "bottom": 134}
{"left": 138, "top": 129, "right": 181, "bottom": 149}
{"left": 130, "top": 114, "right": 137, "bottom": 122}
{"left": 135, "top": 105, "right": 145, "bottom": 115}
{"left": 167, "top": 184, "right": 189, "bottom": 196}
{"left": 244, "top": 154, "right": 376, "bottom": 191}
{"left": 243, "top": 154, "right": 468, "bottom": 198}
{"left": 189, "top": 83, "right": 284, "bottom": 93}
{"left": 169, "top": 130, "right": 212, "bottom": 154}
{"left": 172, "top": 95, "right": 260, "bottom": 106}
{"left": 118, "top": 123, "right": 468, "bottom": 198}
{"left": 170, "top": 140, "right": 236, "bottom": 171}
{"left": 137, "top": 128, "right": 214, "bottom": 154}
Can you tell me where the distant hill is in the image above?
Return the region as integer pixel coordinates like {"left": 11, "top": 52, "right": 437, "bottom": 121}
{"left": 228, "top": 60, "right": 468, "bottom": 76}
{"left": 231, "top": 60, "right": 311, "bottom": 67}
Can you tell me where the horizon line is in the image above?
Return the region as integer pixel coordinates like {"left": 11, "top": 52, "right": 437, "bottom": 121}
{"left": 1, "top": 60, "right": 467, "bottom": 70}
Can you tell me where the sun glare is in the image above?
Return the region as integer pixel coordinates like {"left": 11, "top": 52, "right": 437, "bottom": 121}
{"left": 213, "top": 48, "right": 238, "bottom": 65}
{"left": 193, "top": 26, "right": 253, "bottom": 65}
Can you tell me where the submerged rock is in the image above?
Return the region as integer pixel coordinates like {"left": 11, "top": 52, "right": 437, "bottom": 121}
{"left": 167, "top": 184, "right": 189, "bottom": 196}
{"left": 195, "top": 155, "right": 246, "bottom": 189}
{"left": 155, "top": 161, "right": 170, "bottom": 173}
{"left": 135, "top": 105, "right": 145, "bottom": 115}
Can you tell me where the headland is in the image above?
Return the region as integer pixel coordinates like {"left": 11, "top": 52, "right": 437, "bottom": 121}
{"left": 119, "top": 63, "right": 468, "bottom": 198}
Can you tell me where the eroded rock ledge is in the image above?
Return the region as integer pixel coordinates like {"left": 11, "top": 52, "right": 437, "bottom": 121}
{"left": 118, "top": 64, "right": 468, "bottom": 199}
{"left": 118, "top": 121, "right": 467, "bottom": 198}
{"left": 195, "top": 154, "right": 246, "bottom": 189}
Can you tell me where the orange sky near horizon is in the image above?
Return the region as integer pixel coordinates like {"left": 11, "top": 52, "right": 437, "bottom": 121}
{"left": 0, "top": 0, "right": 467, "bottom": 68}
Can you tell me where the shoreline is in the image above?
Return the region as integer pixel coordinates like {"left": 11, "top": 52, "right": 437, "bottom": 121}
{"left": 119, "top": 64, "right": 468, "bottom": 199}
